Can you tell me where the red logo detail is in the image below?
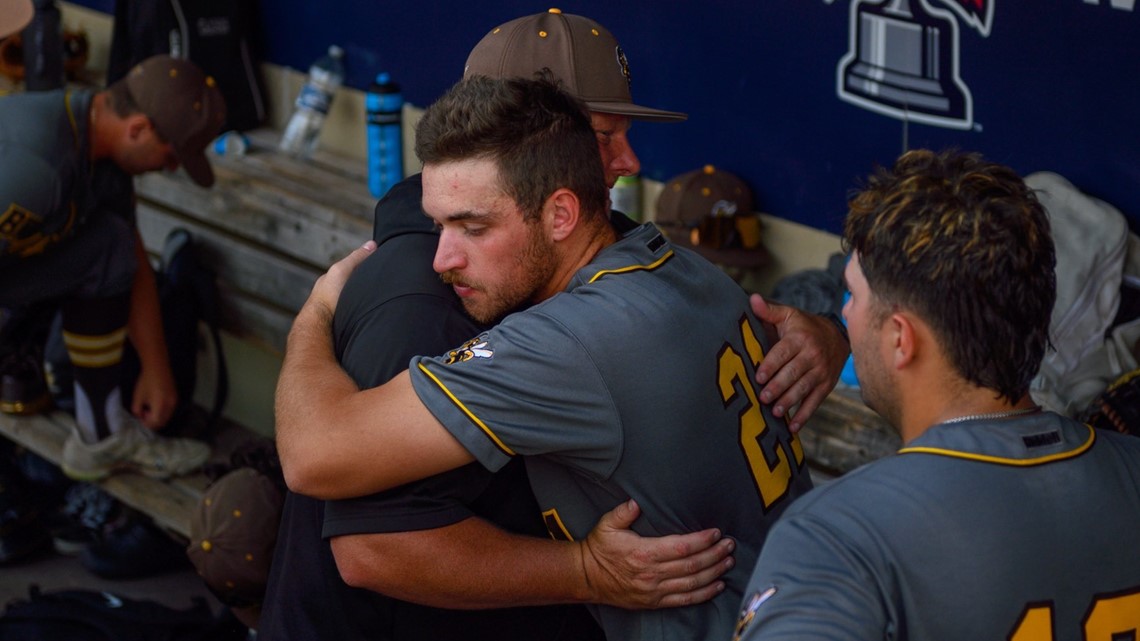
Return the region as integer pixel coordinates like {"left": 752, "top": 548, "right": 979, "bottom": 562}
{"left": 938, "top": 0, "right": 994, "bottom": 36}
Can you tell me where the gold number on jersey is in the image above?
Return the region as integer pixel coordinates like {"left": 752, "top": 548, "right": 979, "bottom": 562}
{"left": 1008, "top": 587, "right": 1140, "bottom": 640}
{"left": 718, "top": 317, "right": 804, "bottom": 511}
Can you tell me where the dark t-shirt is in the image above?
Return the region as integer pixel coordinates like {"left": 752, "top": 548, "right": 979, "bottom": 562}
{"left": 257, "top": 175, "right": 603, "bottom": 641}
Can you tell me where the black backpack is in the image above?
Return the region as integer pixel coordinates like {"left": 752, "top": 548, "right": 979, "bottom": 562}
{"left": 122, "top": 228, "right": 229, "bottom": 441}
{"left": 0, "top": 585, "right": 247, "bottom": 641}
{"left": 107, "top": 0, "right": 268, "bottom": 133}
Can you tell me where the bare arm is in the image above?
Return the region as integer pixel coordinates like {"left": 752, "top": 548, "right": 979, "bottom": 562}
{"left": 276, "top": 241, "right": 474, "bottom": 499}
{"left": 751, "top": 294, "right": 849, "bottom": 432}
{"left": 126, "top": 229, "right": 177, "bottom": 428}
{"left": 333, "top": 499, "right": 735, "bottom": 609}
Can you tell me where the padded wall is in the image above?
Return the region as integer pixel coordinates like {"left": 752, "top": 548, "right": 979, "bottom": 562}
{"left": 72, "top": 0, "right": 1139, "bottom": 234}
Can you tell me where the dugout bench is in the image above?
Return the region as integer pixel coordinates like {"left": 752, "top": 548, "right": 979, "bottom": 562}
{"left": 0, "top": 129, "right": 897, "bottom": 541}
{"left": 0, "top": 129, "right": 373, "bottom": 541}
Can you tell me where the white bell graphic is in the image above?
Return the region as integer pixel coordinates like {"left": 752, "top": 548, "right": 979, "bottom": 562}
{"left": 837, "top": 0, "right": 973, "bottom": 130}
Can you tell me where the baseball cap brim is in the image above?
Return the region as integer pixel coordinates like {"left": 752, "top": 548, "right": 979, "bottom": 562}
{"left": 177, "top": 147, "right": 215, "bottom": 188}
{"left": 585, "top": 100, "right": 687, "bottom": 123}
{"left": 0, "top": 0, "right": 33, "bottom": 39}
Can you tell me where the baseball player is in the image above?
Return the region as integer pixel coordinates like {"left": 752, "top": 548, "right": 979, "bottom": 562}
{"left": 277, "top": 74, "right": 814, "bottom": 641}
{"left": 0, "top": 55, "right": 224, "bottom": 480}
{"left": 259, "top": 11, "right": 736, "bottom": 640}
{"left": 733, "top": 149, "right": 1140, "bottom": 640}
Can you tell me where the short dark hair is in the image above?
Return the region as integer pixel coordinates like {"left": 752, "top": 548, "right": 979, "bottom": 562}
{"left": 414, "top": 73, "right": 608, "bottom": 223}
{"left": 843, "top": 149, "right": 1056, "bottom": 402}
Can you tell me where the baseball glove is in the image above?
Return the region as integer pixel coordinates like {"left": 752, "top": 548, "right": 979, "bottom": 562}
{"left": 1077, "top": 368, "right": 1140, "bottom": 437}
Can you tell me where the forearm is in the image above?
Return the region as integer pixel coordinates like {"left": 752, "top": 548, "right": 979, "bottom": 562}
{"left": 278, "top": 241, "right": 478, "bottom": 498}
{"left": 277, "top": 299, "right": 473, "bottom": 498}
{"left": 332, "top": 499, "right": 736, "bottom": 611}
{"left": 276, "top": 300, "right": 371, "bottom": 493}
{"left": 332, "top": 517, "right": 591, "bottom": 609}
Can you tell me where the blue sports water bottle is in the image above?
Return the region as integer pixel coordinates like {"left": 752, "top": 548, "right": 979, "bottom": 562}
{"left": 366, "top": 72, "right": 404, "bottom": 199}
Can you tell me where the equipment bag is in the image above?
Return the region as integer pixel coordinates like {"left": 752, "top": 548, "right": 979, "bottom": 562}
{"left": 0, "top": 585, "right": 246, "bottom": 641}
{"left": 107, "top": 0, "right": 267, "bottom": 132}
{"left": 122, "top": 228, "right": 229, "bottom": 441}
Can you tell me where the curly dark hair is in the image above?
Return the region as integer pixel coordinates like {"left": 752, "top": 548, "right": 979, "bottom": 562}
{"left": 414, "top": 72, "right": 608, "bottom": 224}
{"left": 843, "top": 149, "right": 1056, "bottom": 402}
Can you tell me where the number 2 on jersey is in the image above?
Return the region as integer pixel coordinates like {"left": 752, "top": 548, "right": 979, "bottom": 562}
{"left": 718, "top": 317, "right": 805, "bottom": 512}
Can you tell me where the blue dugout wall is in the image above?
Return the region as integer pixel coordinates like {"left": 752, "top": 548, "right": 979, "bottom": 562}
{"left": 73, "top": 0, "right": 1139, "bottom": 235}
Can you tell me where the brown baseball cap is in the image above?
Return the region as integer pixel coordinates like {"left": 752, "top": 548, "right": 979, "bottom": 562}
{"left": 125, "top": 55, "right": 227, "bottom": 187}
{"left": 187, "top": 467, "right": 282, "bottom": 628}
{"left": 656, "top": 165, "right": 754, "bottom": 228}
{"left": 464, "top": 8, "right": 687, "bottom": 122}
{"left": 656, "top": 164, "right": 765, "bottom": 252}
{"left": 0, "top": 0, "right": 32, "bottom": 39}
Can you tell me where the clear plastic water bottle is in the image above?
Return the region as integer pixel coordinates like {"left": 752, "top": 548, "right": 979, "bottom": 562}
{"left": 366, "top": 72, "right": 403, "bottom": 199}
{"left": 279, "top": 45, "right": 345, "bottom": 158}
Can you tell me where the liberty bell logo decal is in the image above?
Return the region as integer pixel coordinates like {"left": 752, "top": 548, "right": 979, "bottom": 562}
{"left": 837, "top": 0, "right": 993, "bottom": 130}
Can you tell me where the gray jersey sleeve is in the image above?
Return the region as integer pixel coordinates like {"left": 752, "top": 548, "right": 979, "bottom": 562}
{"left": 735, "top": 507, "right": 889, "bottom": 640}
{"left": 408, "top": 308, "right": 623, "bottom": 479}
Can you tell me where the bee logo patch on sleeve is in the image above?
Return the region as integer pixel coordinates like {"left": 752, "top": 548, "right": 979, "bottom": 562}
{"left": 733, "top": 585, "right": 777, "bottom": 641}
{"left": 443, "top": 333, "right": 494, "bottom": 364}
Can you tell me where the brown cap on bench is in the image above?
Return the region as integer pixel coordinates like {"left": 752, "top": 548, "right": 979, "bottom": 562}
{"left": 187, "top": 467, "right": 282, "bottom": 628}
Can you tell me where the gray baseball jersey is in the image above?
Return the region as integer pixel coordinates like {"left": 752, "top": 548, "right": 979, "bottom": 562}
{"left": 734, "top": 411, "right": 1140, "bottom": 641}
{"left": 0, "top": 89, "right": 137, "bottom": 302}
{"left": 409, "top": 220, "right": 814, "bottom": 641}
{"left": 0, "top": 90, "right": 133, "bottom": 260}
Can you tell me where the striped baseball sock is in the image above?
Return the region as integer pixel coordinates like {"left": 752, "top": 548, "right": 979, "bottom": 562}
{"left": 61, "top": 295, "right": 130, "bottom": 444}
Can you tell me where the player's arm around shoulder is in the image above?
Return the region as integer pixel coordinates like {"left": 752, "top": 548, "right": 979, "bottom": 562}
{"left": 332, "top": 498, "right": 734, "bottom": 610}
{"left": 276, "top": 242, "right": 474, "bottom": 499}
{"left": 750, "top": 294, "right": 850, "bottom": 432}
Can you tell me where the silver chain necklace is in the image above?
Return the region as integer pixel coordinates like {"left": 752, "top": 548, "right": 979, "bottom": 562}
{"left": 941, "top": 406, "right": 1040, "bottom": 425}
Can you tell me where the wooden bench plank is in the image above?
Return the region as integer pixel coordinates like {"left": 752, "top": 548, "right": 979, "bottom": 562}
{"left": 136, "top": 201, "right": 318, "bottom": 352}
{"left": 242, "top": 129, "right": 375, "bottom": 190}
{"left": 137, "top": 202, "right": 321, "bottom": 312}
{"left": 216, "top": 132, "right": 377, "bottom": 216}
{"left": 215, "top": 285, "right": 298, "bottom": 354}
{"left": 135, "top": 156, "right": 373, "bottom": 272}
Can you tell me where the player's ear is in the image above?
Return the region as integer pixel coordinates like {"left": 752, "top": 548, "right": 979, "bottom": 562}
{"left": 546, "top": 188, "right": 581, "bottom": 242}
{"left": 124, "top": 113, "right": 151, "bottom": 142}
{"left": 890, "top": 312, "right": 917, "bottom": 370}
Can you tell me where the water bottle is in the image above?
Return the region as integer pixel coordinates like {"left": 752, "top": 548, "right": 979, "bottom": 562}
{"left": 279, "top": 45, "right": 345, "bottom": 158}
{"left": 21, "top": 0, "right": 64, "bottom": 91}
{"left": 609, "top": 174, "right": 642, "bottom": 220}
{"left": 366, "top": 72, "right": 404, "bottom": 199}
